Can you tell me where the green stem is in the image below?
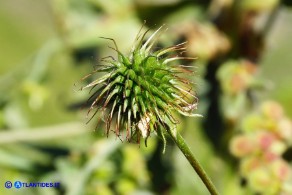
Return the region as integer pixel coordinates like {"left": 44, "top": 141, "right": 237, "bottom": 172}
{"left": 166, "top": 128, "right": 219, "bottom": 195}
{"left": 0, "top": 122, "right": 87, "bottom": 144}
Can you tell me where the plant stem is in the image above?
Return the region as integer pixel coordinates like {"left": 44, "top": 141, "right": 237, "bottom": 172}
{"left": 166, "top": 128, "right": 219, "bottom": 195}
{"left": 0, "top": 122, "right": 87, "bottom": 144}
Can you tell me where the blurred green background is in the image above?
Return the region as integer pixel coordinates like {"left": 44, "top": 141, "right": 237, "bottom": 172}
{"left": 0, "top": 0, "right": 292, "bottom": 195}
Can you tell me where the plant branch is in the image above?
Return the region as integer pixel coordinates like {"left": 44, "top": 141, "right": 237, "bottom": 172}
{"left": 166, "top": 127, "right": 219, "bottom": 195}
{"left": 0, "top": 122, "right": 87, "bottom": 144}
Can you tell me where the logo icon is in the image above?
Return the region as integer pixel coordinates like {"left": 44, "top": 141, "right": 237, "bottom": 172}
{"left": 14, "top": 181, "right": 22, "bottom": 189}
{"left": 5, "top": 181, "right": 12, "bottom": 189}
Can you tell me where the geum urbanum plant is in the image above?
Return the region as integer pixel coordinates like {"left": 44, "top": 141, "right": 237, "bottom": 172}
{"left": 80, "top": 24, "right": 219, "bottom": 195}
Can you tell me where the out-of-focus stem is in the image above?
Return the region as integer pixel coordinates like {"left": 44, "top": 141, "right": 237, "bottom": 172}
{"left": 0, "top": 122, "right": 87, "bottom": 144}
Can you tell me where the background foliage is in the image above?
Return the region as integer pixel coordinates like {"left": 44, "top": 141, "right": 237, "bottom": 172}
{"left": 0, "top": 0, "right": 292, "bottom": 194}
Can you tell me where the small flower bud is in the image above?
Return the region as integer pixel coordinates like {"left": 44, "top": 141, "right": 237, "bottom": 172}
{"left": 269, "top": 141, "right": 287, "bottom": 156}
{"left": 261, "top": 101, "right": 284, "bottom": 121}
{"left": 240, "top": 157, "right": 261, "bottom": 176}
{"left": 230, "top": 134, "right": 255, "bottom": 157}
{"left": 278, "top": 118, "right": 292, "bottom": 142}
{"left": 248, "top": 167, "right": 280, "bottom": 194}
{"left": 256, "top": 131, "right": 276, "bottom": 151}
{"left": 271, "top": 159, "right": 291, "bottom": 181}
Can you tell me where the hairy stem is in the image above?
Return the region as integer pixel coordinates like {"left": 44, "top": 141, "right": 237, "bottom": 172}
{"left": 166, "top": 127, "right": 219, "bottom": 195}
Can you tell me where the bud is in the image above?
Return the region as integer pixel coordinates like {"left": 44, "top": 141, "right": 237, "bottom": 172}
{"left": 261, "top": 101, "right": 284, "bottom": 121}
{"left": 269, "top": 141, "right": 287, "bottom": 156}
{"left": 240, "top": 157, "right": 261, "bottom": 176}
{"left": 248, "top": 167, "right": 280, "bottom": 194}
{"left": 256, "top": 131, "right": 276, "bottom": 151}
{"left": 271, "top": 159, "right": 291, "bottom": 181}
{"left": 230, "top": 134, "right": 255, "bottom": 157}
{"left": 217, "top": 60, "right": 256, "bottom": 96}
{"left": 278, "top": 118, "right": 292, "bottom": 142}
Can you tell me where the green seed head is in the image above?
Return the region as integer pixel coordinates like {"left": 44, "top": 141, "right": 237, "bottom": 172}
{"left": 81, "top": 25, "right": 201, "bottom": 145}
